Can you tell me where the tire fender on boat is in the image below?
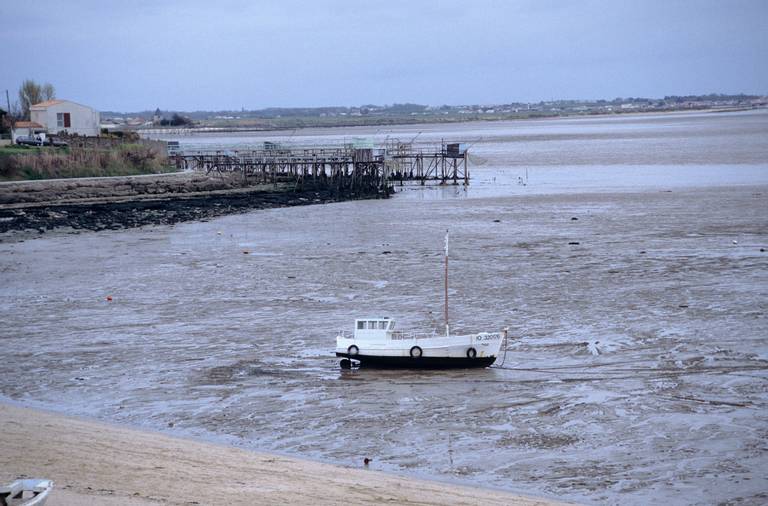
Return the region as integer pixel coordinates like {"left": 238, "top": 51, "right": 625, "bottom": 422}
{"left": 348, "top": 345, "right": 359, "bottom": 356}
{"left": 410, "top": 346, "right": 423, "bottom": 358}
{"left": 467, "top": 347, "right": 477, "bottom": 359}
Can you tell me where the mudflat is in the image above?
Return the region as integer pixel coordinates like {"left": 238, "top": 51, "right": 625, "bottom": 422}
{"left": 1, "top": 111, "right": 767, "bottom": 504}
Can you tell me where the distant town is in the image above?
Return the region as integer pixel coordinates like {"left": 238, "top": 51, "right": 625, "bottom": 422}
{"left": 100, "top": 93, "right": 768, "bottom": 132}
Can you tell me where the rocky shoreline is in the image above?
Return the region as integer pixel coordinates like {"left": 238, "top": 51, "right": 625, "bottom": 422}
{"left": 0, "top": 173, "right": 389, "bottom": 239}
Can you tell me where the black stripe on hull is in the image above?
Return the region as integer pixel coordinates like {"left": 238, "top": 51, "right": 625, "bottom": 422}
{"left": 336, "top": 353, "right": 496, "bottom": 369}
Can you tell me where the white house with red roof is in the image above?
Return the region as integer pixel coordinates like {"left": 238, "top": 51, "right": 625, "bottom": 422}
{"left": 29, "top": 99, "right": 100, "bottom": 137}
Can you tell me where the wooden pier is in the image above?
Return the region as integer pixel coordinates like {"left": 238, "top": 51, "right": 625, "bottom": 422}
{"left": 170, "top": 141, "right": 469, "bottom": 191}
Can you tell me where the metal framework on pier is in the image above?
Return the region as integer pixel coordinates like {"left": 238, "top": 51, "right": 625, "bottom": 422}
{"left": 170, "top": 141, "right": 469, "bottom": 189}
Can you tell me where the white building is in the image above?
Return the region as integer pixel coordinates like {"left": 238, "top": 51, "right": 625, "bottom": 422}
{"left": 10, "top": 121, "right": 46, "bottom": 143}
{"left": 29, "top": 99, "right": 100, "bottom": 136}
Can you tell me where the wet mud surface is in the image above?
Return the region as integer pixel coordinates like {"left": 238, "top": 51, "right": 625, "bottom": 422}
{"left": 2, "top": 111, "right": 768, "bottom": 505}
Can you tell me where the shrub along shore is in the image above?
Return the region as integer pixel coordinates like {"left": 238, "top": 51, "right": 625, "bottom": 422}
{"left": 0, "top": 143, "right": 172, "bottom": 181}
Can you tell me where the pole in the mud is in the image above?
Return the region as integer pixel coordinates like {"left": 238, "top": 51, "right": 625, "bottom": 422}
{"left": 444, "top": 229, "right": 449, "bottom": 337}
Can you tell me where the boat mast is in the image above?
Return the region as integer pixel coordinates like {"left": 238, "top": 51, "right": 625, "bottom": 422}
{"left": 444, "top": 229, "right": 449, "bottom": 336}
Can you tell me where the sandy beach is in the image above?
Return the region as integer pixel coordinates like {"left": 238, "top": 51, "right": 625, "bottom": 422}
{"left": 0, "top": 402, "right": 562, "bottom": 505}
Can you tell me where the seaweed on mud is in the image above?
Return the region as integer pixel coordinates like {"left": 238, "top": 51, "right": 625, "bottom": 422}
{"left": 199, "top": 360, "right": 298, "bottom": 385}
{"left": 497, "top": 432, "right": 580, "bottom": 449}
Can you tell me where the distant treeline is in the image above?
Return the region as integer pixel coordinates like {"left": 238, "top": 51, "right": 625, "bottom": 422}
{"left": 662, "top": 93, "right": 759, "bottom": 102}
{"left": 158, "top": 113, "right": 193, "bottom": 126}
{"left": 103, "top": 103, "right": 433, "bottom": 120}
{"left": 102, "top": 94, "right": 764, "bottom": 121}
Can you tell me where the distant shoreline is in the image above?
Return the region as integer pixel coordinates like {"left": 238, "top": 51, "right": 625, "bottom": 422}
{"left": 134, "top": 106, "right": 763, "bottom": 137}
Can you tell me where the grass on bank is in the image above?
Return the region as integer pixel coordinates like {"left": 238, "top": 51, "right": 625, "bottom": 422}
{"left": 0, "top": 144, "right": 176, "bottom": 181}
{"left": 0, "top": 145, "right": 49, "bottom": 156}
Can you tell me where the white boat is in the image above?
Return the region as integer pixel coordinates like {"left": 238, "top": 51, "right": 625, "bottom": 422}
{"left": 336, "top": 231, "right": 506, "bottom": 369}
{"left": 0, "top": 479, "right": 53, "bottom": 506}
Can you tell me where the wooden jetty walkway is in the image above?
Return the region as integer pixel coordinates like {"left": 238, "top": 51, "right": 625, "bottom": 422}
{"left": 169, "top": 141, "right": 469, "bottom": 191}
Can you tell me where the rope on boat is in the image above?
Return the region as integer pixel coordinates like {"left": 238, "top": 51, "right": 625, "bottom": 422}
{"left": 489, "top": 362, "right": 768, "bottom": 377}
{"left": 491, "top": 331, "right": 509, "bottom": 368}
{"left": 488, "top": 335, "right": 767, "bottom": 380}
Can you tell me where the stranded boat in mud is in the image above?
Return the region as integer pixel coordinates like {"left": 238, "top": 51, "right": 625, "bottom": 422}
{"left": 336, "top": 231, "right": 506, "bottom": 369}
{"left": 336, "top": 317, "right": 505, "bottom": 368}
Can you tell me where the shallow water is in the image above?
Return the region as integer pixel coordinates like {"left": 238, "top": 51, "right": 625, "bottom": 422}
{"left": 2, "top": 110, "right": 768, "bottom": 504}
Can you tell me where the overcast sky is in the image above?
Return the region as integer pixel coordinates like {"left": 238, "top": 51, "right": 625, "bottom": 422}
{"left": 2, "top": 0, "right": 767, "bottom": 112}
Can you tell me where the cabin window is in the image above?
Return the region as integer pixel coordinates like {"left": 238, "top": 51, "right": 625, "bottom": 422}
{"left": 378, "top": 321, "right": 387, "bottom": 329}
{"left": 367, "top": 321, "right": 377, "bottom": 329}
{"left": 57, "top": 112, "right": 71, "bottom": 128}
{"left": 388, "top": 321, "right": 395, "bottom": 330}
{"left": 357, "top": 321, "right": 365, "bottom": 330}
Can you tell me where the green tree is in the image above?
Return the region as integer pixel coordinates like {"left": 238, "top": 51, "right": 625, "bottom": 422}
{"left": 18, "top": 79, "right": 56, "bottom": 119}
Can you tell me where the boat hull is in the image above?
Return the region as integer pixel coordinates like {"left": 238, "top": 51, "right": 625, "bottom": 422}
{"left": 336, "top": 352, "right": 496, "bottom": 369}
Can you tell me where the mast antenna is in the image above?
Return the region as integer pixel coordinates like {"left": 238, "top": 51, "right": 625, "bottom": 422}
{"left": 444, "top": 229, "right": 449, "bottom": 336}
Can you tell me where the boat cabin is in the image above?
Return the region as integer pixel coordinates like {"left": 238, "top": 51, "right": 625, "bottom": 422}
{"left": 354, "top": 318, "right": 395, "bottom": 339}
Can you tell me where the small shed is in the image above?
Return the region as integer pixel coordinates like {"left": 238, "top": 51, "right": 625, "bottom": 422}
{"left": 11, "top": 121, "right": 46, "bottom": 143}
{"left": 445, "top": 143, "right": 469, "bottom": 157}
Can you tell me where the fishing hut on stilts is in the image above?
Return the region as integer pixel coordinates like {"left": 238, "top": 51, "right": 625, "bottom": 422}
{"left": 170, "top": 139, "right": 470, "bottom": 195}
